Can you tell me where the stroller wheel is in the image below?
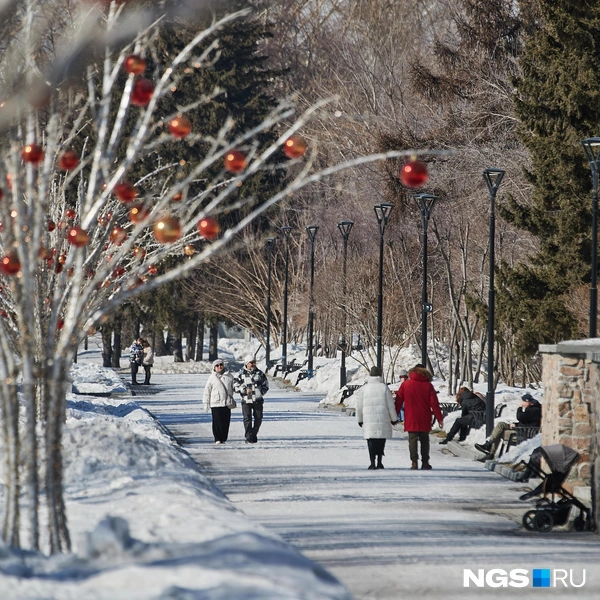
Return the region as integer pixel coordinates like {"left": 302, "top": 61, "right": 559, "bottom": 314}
{"left": 534, "top": 510, "right": 554, "bottom": 533}
{"left": 522, "top": 510, "right": 538, "bottom": 531}
{"left": 573, "top": 515, "right": 586, "bottom": 532}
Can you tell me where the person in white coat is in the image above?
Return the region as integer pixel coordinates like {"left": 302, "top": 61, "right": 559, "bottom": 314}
{"left": 356, "top": 366, "right": 398, "bottom": 469}
{"left": 203, "top": 359, "right": 235, "bottom": 444}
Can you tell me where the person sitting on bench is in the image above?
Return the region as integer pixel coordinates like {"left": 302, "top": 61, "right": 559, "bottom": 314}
{"left": 474, "top": 393, "right": 541, "bottom": 458}
{"left": 439, "top": 386, "right": 485, "bottom": 444}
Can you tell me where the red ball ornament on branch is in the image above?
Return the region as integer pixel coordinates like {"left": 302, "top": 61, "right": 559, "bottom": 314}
{"left": 169, "top": 116, "right": 192, "bottom": 139}
{"left": 133, "top": 246, "right": 146, "bottom": 259}
{"left": 22, "top": 144, "right": 44, "bottom": 164}
{"left": 47, "top": 220, "right": 56, "bottom": 232}
{"left": 65, "top": 209, "right": 76, "bottom": 220}
{"left": 128, "top": 204, "right": 150, "bottom": 223}
{"left": 198, "top": 216, "right": 220, "bottom": 240}
{"left": 110, "top": 226, "right": 127, "bottom": 245}
{"left": 184, "top": 244, "right": 195, "bottom": 256}
{"left": 171, "top": 191, "right": 183, "bottom": 202}
{"left": 0, "top": 253, "right": 21, "bottom": 276}
{"left": 114, "top": 182, "right": 138, "bottom": 204}
{"left": 283, "top": 136, "right": 307, "bottom": 159}
{"left": 0, "top": 188, "right": 3, "bottom": 201}
{"left": 153, "top": 216, "right": 182, "bottom": 244}
{"left": 124, "top": 55, "right": 146, "bottom": 75}
{"left": 399, "top": 159, "right": 428, "bottom": 189}
{"left": 131, "top": 79, "right": 154, "bottom": 106}
{"left": 59, "top": 150, "right": 79, "bottom": 171}
{"left": 67, "top": 226, "right": 90, "bottom": 247}
{"left": 224, "top": 150, "right": 247, "bottom": 174}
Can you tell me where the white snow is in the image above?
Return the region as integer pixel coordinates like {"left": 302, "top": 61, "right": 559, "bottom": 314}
{"left": 2, "top": 334, "right": 594, "bottom": 600}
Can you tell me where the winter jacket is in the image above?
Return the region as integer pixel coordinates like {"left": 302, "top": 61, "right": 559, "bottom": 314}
{"left": 129, "top": 342, "right": 143, "bottom": 365}
{"left": 458, "top": 389, "right": 486, "bottom": 418}
{"left": 142, "top": 346, "right": 154, "bottom": 366}
{"left": 203, "top": 370, "right": 234, "bottom": 410}
{"left": 395, "top": 367, "right": 443, "bottom": 432}
{"left": 233, "top": 366, "right": 269, "bottom": 404}
{"left": 355, "top": 376, "right": 397, "bottom": 439}
{"left": 517, "top": 403, "right": 542, "bottom": 427}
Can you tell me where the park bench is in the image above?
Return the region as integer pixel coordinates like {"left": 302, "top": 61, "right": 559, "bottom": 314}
{"left": 439, "top": 402, "right": 462, "bottom": 417}
{"left": 497, "top": 425, "right": 541, "bottom": 457}
{"left": 341, "top": 383, "right": 364, "bottom": 402}
{"left": 469, "top": 402, "right": 507, "bottom": 430}
{"left": 273, "top": 358, "right": 305, "bottom": 379}
{"left": 295, "top": 363, "right": 321, "bottom": 385}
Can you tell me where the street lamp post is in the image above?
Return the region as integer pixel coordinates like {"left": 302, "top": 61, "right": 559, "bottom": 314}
{"left": 306, "top": 225, "right": 319, "bottom": 378}
{"left": 374, "top": 203, "right": 394, "bottom": 371}
{"left": 413, "top": 194, "right": 437, "bottom": 369}
{"left": 337, "top": 220, "right": 354, "bottom": 388}
{"left": 581, "top": 138, "right": 600, "bottom": 338}
{"left": 265, "top": 238, "right": 275, "bottom": 371}
{"left": 483, "top": 167, "right": 505, "bottom": 437}
{"left": 281, "top": 226, "right": 292, "bottom": 372}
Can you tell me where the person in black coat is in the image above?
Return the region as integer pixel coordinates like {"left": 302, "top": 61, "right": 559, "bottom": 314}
{"left": 440, "top": 387, "right": 486, "bottom": 444}
{"left": 475, "top": 393, "right": 542, "bottom": 457}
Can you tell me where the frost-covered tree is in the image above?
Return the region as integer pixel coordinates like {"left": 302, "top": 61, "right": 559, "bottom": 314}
{"left": 0, "top": 0, "right": 421, "bottom": 554}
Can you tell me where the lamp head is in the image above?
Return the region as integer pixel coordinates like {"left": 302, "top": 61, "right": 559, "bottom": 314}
{"left": 306, "top": 225, "right": 319, "bottom": 242}
{"left": 482, "top": 168, "right": 505, "bottom": 195}
{"left": 281, "top": 225, "right": 292, "bottom": 238}
{"left": 413, "top": 193, "right": 437, "bottom": 213}
{"left": 374, "top": 203, "right": 394, "bottom": 225}
{"left": 582, "top": 138, "right": 600, "bottom": 164}
{"left": 337, "top": 220, "right": 354, "bottom": 240}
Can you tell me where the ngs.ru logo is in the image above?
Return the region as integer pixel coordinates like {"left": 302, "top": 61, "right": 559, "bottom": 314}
{"left": 463, "top": 568, "right": 586, "bottom": 588}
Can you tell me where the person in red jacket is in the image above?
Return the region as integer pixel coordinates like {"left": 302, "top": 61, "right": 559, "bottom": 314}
{"left": 395, "top": 364, "right": 444, "bottom": 470}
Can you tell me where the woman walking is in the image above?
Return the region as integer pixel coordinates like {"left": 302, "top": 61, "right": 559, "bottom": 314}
{"left": 203, "top": 359, "right": 235, "bottom": 444}
{"left": 141, "top": 339, "right": 154, "bottom": 385}
{"left": 355, "top": 366, "right": 398, "bottom": 469}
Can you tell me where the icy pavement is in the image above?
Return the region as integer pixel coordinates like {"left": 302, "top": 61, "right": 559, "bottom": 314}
{"left": 136, "top": 373, "right": 600, "bottom": 599}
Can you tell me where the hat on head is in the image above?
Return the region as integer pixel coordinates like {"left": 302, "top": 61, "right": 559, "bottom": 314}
{"left": 521, "top": 393, "right": 539, "bottom": 404}
{"left": 244, "top": 354, "right": 255, "bottom": 365}
{"left": 398, "top": 369, "right": 408, "bottom": 378}
{"left": 213, "top": 359, "right": 224, "bottom": 368}
{"left": 369, "top": 366, "right": 381, "bottom": 377}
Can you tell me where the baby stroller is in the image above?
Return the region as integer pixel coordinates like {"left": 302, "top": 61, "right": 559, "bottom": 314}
{"left": 519, "top": 444, "right": 593, "bottom": 533}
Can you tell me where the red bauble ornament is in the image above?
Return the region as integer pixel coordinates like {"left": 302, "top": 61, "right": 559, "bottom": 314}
{"left": 169, "top": 116, "right": 192, "bottom": 139}
{"left": 22, "top": 144, "right": 44, "bottom": 164}
{"left": 0, "top": 222, "right": 3, "bottom": 233}
{"left": 198, "top": 216, "right": 220, "bottom": 240}
{"left": 153, "top": 216, "right": 182, "bottom": 244}
{"left": 147, "top": 265, "right": 158, "bottom": 275}
{"left": 0, "top": 253, "right": 21, "bottom": 276}
{"left": 171, "top": 191, "right": 183, "bottom": 202}
{"left": 128, "top": 204, "right": 150, "bottom": 223}
{"left": 184, "top": 244, "right": 195, "bottom": 256}
{"left": 399, "top": 160, "right": 428, "bottom": 189}
{"left": 0, "top": 188, "right": 3, "bottom": 201}
{"left": 224, "top": 150, "right": 247, "bottom": 174}
{"left": 59, "top": 150, "right": 79, "bottom": 171}
{"left": 131, "top": 79, "right": 154, "bottom": 107}
{"left": 58, "top": 253, "right": 67, "bottom": 265}
{"left": 110, "top": 226, "right": 127, "bottom": 245}
{"left": 112, "top": 266, "right": 126, "bottom": 278}
{"left": 67, "top": 226, "right": 90, "bottom": 247}
{"left": 133, "top": 246, "right": 146, "bottom": 259}
{"left": 124, "top": 54, "right": 146, "bottom": 75}
{"left": 114, "top": 182, "right": 138, "bottom": 203}
{"left": 65, "top": 209, "right": 76, "bottom": 220}
{"left": 47, "top": 219, "right": 56, "bottom": 232}
{"left": 57, "top": 318, "right": 64, "bottom": 330}
{"left": 283, "top": 136, "right": 307, "bottom": 159}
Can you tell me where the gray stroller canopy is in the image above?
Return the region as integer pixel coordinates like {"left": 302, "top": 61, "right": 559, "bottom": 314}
{"left": 540, "top": 444, "right": 580, "bottom": 474}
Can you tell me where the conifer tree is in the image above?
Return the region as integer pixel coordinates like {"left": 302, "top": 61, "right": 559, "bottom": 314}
{"left": 497, "top": 0, "right": 600, "bottom": 356}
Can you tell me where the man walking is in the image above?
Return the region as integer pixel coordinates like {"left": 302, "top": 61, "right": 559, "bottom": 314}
{"left": 234, "top": 355, "right": 269, "bottom": 444}
{"left": 129, "top": 337, "right": 144, "bottom": 385}
{"left": 395, "top": 364, "right": 443, "bottom": 470}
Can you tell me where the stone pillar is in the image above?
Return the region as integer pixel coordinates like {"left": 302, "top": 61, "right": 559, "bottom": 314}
{"left": 539, "top": 341, "right": 600, "bottom": 529}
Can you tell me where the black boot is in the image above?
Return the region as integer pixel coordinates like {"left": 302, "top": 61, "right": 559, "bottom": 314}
{"left": 475, "top": 440, "right": 493, "bottom": 456}
{"left": 376, "top": 458, "right": 384, "bottom": 469}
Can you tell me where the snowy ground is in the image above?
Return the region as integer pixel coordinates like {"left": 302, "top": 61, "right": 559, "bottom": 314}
{"left": 0, "top": 335, "right": 598, "bottom": 599}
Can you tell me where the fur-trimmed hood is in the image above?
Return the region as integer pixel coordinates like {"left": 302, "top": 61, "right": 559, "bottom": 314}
{"left": 409, "top": 366, "right": 432, "bottom": 382}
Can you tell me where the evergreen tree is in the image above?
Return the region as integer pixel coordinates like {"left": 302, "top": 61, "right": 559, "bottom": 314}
{"left": 497, "top": 0, "right": 600, "bottom": 356}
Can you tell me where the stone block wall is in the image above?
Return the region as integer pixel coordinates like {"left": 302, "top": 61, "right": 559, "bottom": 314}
{"left": 539, "top": 341, "right": 600, "bottom": 526}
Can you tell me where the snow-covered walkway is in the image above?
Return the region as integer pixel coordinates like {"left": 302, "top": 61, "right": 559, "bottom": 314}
{"left": 136, "top": 373, "right": 600, "bottom": 599}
